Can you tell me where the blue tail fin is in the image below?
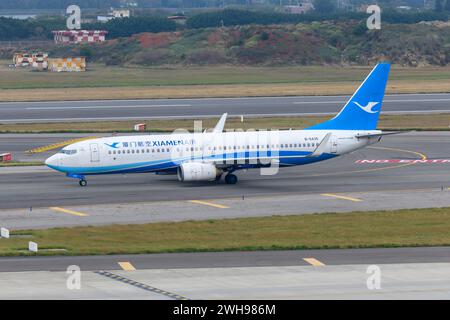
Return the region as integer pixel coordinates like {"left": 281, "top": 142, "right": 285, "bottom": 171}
{"left": 306, "top": 63, "right": 390, "bottom": 130}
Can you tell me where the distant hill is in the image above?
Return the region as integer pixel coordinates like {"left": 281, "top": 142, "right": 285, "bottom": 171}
{"left": 40, "top": 21, "right": 450, "bottom": 67}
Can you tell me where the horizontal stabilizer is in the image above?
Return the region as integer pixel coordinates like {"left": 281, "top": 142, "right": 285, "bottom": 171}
{"left": 355, "top": 131, "right": 405, "bottom": 139}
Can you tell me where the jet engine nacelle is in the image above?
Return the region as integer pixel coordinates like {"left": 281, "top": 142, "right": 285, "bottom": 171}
{"left": 177, "top": 162, "right": 221, "bottom": 182}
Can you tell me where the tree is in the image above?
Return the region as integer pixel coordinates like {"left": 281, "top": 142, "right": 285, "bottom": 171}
{"left": 445, "top": 0, "right": 450, "bottom": 11}
{"left": 313, "top": 0, "right": 336, "bottom": 14}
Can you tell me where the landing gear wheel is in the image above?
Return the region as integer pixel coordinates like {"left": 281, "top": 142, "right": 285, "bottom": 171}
{"left": 79, "top": 179, "right": 87, "bottom": 187}
{"left": 224, "top": 174, "right": 238, "bottom": 185}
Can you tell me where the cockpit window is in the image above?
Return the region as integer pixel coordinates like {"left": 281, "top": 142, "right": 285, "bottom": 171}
{"left": 59, "top": 149, "right": 77, "bottom": 155}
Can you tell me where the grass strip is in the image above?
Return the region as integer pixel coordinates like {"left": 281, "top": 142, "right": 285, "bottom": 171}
{"left": 2, "top": 114, "right": 450, "bottom": 133}
{"left": 0, "top": 161, "right": 44, "bottom": 167}
{"left": 1, "top": 63, "right": 450, "bottom": 101}
{"left": 2, "top": 207, "right": 450, "bottom": 256}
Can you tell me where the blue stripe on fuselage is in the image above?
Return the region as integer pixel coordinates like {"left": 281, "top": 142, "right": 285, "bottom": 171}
{"left": 47, "top": 150, "right": 337, "bottom": 175}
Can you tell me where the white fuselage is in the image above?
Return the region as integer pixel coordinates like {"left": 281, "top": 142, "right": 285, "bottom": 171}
{"left": 45, "top": 129, "right": 381, "bottom": 176}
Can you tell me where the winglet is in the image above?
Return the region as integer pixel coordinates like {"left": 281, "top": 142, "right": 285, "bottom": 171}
{"left": 308, "top": 133, "right": 332, "bottom": 157}
{"left": 212, "top": 113, "right": 227, "bottom": 133}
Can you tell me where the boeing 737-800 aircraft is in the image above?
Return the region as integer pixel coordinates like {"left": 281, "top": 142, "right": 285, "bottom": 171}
{"left": 46, "top": 63, "right": 392, "bottom": 186}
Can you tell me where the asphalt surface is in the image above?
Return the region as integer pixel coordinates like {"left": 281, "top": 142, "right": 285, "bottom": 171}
{"left": 0, "top": 133, "right": 121, "bottom": 161}
{"left": 2, "top": 130, "right": 450, "bottom": 299}
{"left": 3, "top": 262, "right": 450, "bottom": 299}
{"left": 1, "top": 247, "right": 450, "bottom": 272}
{"left": 2, "top": 93, "right": 450, "bottom": 123}
{"left": 1, "top": 131, "right": 449, "bottom": 210}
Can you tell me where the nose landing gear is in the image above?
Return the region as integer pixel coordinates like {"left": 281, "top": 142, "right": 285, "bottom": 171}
{"left": 79, "top": 179, "right": 87, "bottom": 187}
{"left": 67, "top": 173, "right": 87, "bottom": 187}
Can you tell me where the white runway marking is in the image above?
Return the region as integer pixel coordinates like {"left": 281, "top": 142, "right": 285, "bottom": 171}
{"left": 27, "top": 104, "right": 191, "bottom": 110}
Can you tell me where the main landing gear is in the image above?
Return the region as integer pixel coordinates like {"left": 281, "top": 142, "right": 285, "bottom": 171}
{"left": 79, "top": 179, "right": 87, "bottom": 187}
{"left": 224, "top": 173, "right": 238, "bottom": 185}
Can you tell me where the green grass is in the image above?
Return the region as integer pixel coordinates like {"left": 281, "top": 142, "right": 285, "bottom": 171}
{"left": 3, "top": 63, "right": 450, "bottom": 89}
{"left": 2, "top": 207, "right": 450, "bottom": 256}
{"left": 2, "top": 113, "right": 450, "bottom": 133}
{"left": 0, "top": 161, "right": 44, "bottom": 167}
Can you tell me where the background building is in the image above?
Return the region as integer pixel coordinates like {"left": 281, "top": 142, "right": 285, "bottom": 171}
{"left": 52, "top": 30, "right": 108, "bottom": 44}
{"left": 13, "top": 52, "right": 48, "bottom": 68}
{"left": 284, "top": 2, "right": 314, "bottom": 14}
{"left": 113, "top": 9, "right": 130, "bottom": 18}
{"left": 49, "top": 57, "right": 86, "bottom": 72}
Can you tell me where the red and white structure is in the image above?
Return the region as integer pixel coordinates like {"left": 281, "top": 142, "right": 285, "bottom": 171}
{"left": 0, "top": 153, "right": 12, "bottom": 162}
{"left": 52, "top": 30, "right": 108, "bottom": 44}
{"left": 134, "top": 123, "right": 146, "bottom": 131}
{"left": 13, "top": 52, "right": 48, "bottom": 68}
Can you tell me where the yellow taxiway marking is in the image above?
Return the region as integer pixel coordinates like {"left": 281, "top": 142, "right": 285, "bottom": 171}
{"left": 189, "top": 200, "right": 229, "bottom": 209}
{"left": 118, "top": 262, "right": 136, "bottom": 271}
{"left": 303, "top": 258, "right": 325, "bottom": 267}
{"left": 49, "top": 207, "right": 89, "bottom": 217}
{"left": 368, "top": 146, "right": 427, "bottom": 161}
{"left": 27, "top": 136, "right": 98, "bottom": 154}
{"left": 321, "top": 193, "right": 362, "bottom": 202}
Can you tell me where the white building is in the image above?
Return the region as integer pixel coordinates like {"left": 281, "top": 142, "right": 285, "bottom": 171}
{"left": 113, "top": 9, "right": 130, "bottom": 18}
{"left": 98, "top": 9, "right": 130, "bottom": 23}
{"left": 284, "top": 3, "right": 314, "bottom": 14}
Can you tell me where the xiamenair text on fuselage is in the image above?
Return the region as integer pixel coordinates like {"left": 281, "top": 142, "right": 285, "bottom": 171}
{"left": 46, "top": 63, "right": 394, "bottom": 186}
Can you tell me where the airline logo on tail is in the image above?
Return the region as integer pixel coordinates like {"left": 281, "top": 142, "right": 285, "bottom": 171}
{"left": 353, "top": 101, "right": 380, "bottom": 114}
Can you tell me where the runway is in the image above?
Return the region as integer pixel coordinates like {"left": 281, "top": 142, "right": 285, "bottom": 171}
{"left": 1, "top": 247, "right": 450, "bottom": 272}
{"left": 2, "top": 131, "right": 450, "bottom": 229}
{"left": 1, "top": 132, "right": 450, "bottom": 210}
{"left": 2, "top": 93, "right": 450, "bottom": 123}
{"left": 1, "top": 249, "right": 450, "bottom": 299}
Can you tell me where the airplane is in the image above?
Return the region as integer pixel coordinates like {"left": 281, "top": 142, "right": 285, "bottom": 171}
{"left": 45, "top": 62, "right": 393, "bottom": 186}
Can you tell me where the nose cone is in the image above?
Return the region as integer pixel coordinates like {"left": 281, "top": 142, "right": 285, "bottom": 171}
{"left": 45, "top": 154, "right": 59, "bottom": 169}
